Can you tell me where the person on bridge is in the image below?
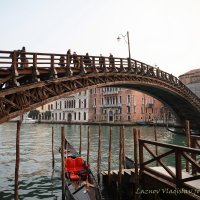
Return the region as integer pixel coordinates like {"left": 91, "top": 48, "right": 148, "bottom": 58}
{"left": 59, "top": 56, "right": 65, "bottom": 67}
{"left": 72, "top": 52, "right": 79, "bottom": 68}
{"left": 83, "top": 53, "right": 91, "bottom": 67}
{"left": 99, "top": 54, "right": 105, "bottom": 68}
{"left": 109, "top": 53, "right": 114, "bottom": 68}
{"left": 20, "top": 47, "right": 29, "bottom": 68}
{"left": 67, "top": 49, "right": 72, "bottom": 66}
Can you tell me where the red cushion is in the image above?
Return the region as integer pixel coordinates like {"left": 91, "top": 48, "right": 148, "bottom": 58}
{"left": 74, "top": 157, "right": 85, "bottom": 172}
{"left": 70, "top": 173, "right": 80, "bottom": 181}
{"left": 65, "top": 157, "right": 75, "bottom": 172}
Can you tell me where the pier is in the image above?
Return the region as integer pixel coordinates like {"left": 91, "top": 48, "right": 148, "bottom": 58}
{"left": 101, "top": 128, "right": 200, "bottom": 200}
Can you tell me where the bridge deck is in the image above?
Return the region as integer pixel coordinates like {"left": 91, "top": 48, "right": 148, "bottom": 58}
{"left": 151, "top": 166, "right": 200, "bottom": 189}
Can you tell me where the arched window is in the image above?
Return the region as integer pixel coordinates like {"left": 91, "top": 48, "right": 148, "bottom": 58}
{"left": 79, "top": 99, "right": 81, "bottom": 108}
{"left": 78, "top": 112, "right": 81, "bottom": 120}
{"left": 84, "top": 99, "right": 87, "bottom": 108}
{"left": 84, "top": 112, "right": 86, "bottom": 120}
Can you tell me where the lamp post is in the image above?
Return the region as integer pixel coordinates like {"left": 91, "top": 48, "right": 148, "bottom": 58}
{"left": 117, "top": 31, "right": 131, "bottom": 60}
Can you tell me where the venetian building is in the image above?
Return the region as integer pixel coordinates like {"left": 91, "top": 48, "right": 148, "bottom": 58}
{"left": 51, "top": 90, "right": 91, "bottom": 123}
{"left": 179, "top": 68, "right": 200, "bottom": 98}
{"left": 89, "top": 87, "right": 163, "bottom": 124}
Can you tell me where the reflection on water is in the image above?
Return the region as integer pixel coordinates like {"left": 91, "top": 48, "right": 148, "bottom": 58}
{"left": 0, "top": 123, "right": 186, "bottom": 199}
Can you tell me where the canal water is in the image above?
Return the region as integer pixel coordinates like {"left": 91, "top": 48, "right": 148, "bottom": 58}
{"left": 0, "top": 122, "right": 186, "bottom": 199}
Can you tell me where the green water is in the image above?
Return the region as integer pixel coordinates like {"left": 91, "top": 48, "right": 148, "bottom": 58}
{"left": 0, "top": 123, "right": 186, "bottom": 199}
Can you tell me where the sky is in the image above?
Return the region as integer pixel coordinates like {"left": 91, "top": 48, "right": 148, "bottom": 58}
{"left": 1, "top": 0, "right": 200, "bottom": 77}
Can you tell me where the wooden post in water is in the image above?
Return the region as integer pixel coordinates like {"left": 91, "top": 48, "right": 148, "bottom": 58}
{"left": 154, "top": 124, "right": 158, "bottom": 166}
{"left": 108, "top": 127, "right": 112, "bottom": 185}
{"left": 118, "top": 127, "right": 123, "bottom": 200}
{"left": 15, "top": 120, "right": 22, "bottom": 200}
{"left": 133, "top": 128, "right": 139, "bottom": 200}
{"left": 52, "top": 127, "right": 55, "bottom": 169}
{"left": 119, "top": 127, "right": 123, "bottom": 185}
{"left": 138, "top": 128, "right": 141, "bottom": 139}
{"left": 133, "top": 129, "right": 139, "bottom": 176}
{"left": 122, "top": 126, "right": 126, "bottom": 169}
{"left": 185, "top": 120, "right": 191, "bottom": 172}
{"left": 97, "top": 125, "right": 101, "bottom": 183}
{"left": 79, "top": 124, "right": 82, "bottom": 156}
{"left": 87, "top": 126, "right": 90, "bottom": 164}
{"left": 61, "top": 127, "right": 65, "bottom": 200}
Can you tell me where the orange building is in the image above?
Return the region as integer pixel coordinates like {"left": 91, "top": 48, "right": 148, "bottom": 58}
{"left": 89, "top": 87, "right": 164, "bottom": 124}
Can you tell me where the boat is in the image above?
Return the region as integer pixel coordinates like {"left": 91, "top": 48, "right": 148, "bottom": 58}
{"left": 64, "top": 138, "right": 102, "bottom": 200}
{"left": 167, "top": 127, "right": 200, "bottom": 135}
{"left": 23, "top": 117, "right": 36, "bottom": 124}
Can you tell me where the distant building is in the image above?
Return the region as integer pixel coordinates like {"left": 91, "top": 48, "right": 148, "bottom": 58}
{"left": 89, "top": 87, "right": 163, "bottom": 124}
{"left": 51, "top": 90, "right": 91, "bottom": 123}
{"left": 35, "top": 87, "right": 166, "bottom": 124}
{"left": 179, "top": 68, "right": 200, "bottom": 98}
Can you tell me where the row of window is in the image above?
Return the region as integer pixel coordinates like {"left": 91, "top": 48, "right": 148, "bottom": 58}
{"left": 46, "top": 99, "right": 87, "bottom": 110}
{"left": 94, "top": 95, "right": 155, "bottom": 106}
{"left": 52, "top": 112, "right": 87, "bottom": 121}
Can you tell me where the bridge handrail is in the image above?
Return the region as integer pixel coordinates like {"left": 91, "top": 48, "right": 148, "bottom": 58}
{"left": 190, "top": 135, "right": 200, "bottom": 174}
{"left": 0, "top": 50, "right": 200, "bottom": 105}
{"left": 139, "top": 138, "right": 200, "bottom": 187}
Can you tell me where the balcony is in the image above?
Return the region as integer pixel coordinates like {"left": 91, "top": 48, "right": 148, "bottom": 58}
{"left": 145, "top": 103, "right": 154, "bottom": 108}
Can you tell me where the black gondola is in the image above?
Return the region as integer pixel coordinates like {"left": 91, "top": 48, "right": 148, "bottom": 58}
{"left": 64, "top": 138, "right": 102, "bottom": 200}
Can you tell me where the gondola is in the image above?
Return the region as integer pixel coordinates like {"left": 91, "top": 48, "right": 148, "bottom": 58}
{"left": 64, "top": 138, "right": 102, "bottom": 200}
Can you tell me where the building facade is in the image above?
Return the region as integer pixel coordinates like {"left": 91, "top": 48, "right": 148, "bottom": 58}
{"left": 89, "top": 87, "right": 163, "bottom": 124}
{"left": 51, "top": 90, "right": 91, "bottom": 123}
{"left": 35, "top": 87, "right": 165, "bottom": 124}
{"left": 179, "top": 68, "right": 200, "bottom": 98}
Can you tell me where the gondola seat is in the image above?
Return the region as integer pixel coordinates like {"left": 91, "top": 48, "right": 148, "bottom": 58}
{"left": 74, "top": 157, "right": 85, "bottom": 171}
{"left": 65, "top": 157, "right": 75, "bottom": 172}
{"left": 69, "top": 173, "right": 80, "bottom": 181}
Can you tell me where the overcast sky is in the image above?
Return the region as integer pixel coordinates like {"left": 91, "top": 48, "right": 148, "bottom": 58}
{"left": 1, "top": 0, "right": 200, "bottom": 77}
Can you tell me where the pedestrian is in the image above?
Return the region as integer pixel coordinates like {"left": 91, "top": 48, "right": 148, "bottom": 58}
{"left": 59, "top": 55, "right": 65, "bottom": 67}
{"left": 83, "top": 53, "right": 91, "bottom": 67}
{"left": 20, "top": 46, "right": 29, "bottom": 68}
{"left": 67, "top": 49, "right": 72, "bottom": 66}
{"left": 73, "top": 52, "right": 79, "bottom": 68}
{"left": 99, "top": 54, "right": 105, "bottom": 68}
{"left": 109, "top": 53, "right": 114, "bottom": 68}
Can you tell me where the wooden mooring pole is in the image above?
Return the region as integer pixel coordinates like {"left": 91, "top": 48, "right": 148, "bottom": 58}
{"left": 133, "top": 128, "right": 139, "bottom": 200}
{"left": 118, "top": 127, "right": 123, "bottom": 200}
{"left": 119, "top": 127, "right": 123, "bottom": 185}
{"left": 52, "top": 127, "right": 55, "bottom": 169}
{"left": 15, "top": 120, "right": 22, "bottom": 200}
{"left": 185, "top": 120, "right": 191, "bottom": 172}
{"left": 61, "top": 127, "right": 65, "bottom": 200}
{"left": 108, "top": 127, "right": 112, "bottom": 185}
{"left": 79, "top": 124, "right": 82, "bottom": 156}
{"left": 97, "top": 125, "right": 101, "bottom": 183}
{"left": 87, "top": 126, "right": 90, "bottom": 165}
{"left": 122, "top": 126, "right": 126, "bottom": 169}
{"left": 154, "top": 124, "right": 158, "bottom": 166}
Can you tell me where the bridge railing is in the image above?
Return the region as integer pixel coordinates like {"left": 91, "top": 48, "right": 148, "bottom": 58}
{"left": 191, "top": 135, "right": 200, "bottom": 174}
{"left": 0, "top": 50, "right": 199, "bottom": 103}
{"left": 0, "top": 50, "right": 181, "bottom": 84}
{"left": 139, "top": 138, "right": 200, "bottom": 187}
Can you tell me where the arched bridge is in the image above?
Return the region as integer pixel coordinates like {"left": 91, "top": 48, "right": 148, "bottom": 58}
{"left": 0, "top": 50, "right": 200, "bottom": 127}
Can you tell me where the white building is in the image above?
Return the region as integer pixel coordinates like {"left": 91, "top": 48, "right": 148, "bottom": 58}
{"left": 51, "top": 90, "right": 91, "bottom": 123}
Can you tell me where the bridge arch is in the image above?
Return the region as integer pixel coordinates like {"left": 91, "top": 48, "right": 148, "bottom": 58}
{"left": 0, "top": 50, "right": 200, "bottom": 127}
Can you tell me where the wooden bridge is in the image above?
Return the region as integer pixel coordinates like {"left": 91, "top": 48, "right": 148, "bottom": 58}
{"left": 0, "top": 50, "right": 200, "bottom": 126}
